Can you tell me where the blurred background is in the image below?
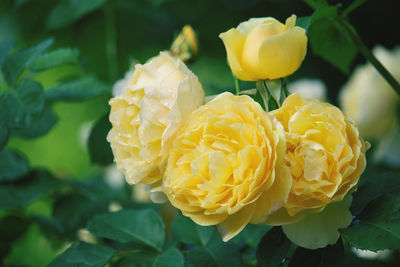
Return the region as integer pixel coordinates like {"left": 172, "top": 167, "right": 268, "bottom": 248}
{"left": 1, "top": 0, "right": 400, "bottom": 266}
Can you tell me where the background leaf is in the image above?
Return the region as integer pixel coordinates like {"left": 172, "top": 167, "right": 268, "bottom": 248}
{"left": 87, "top": 209, "right": 166, "bottom": 251}
{"left": 47, "top": 242, "right": 114, "bottom": 267}
{"left": 0, "top": 149, "right": 29, "bottom": 182}
{"left": 0, "top": 169, "right": 57, "bottom": 209}
{"left": 288, "top": 240, "right": 345, "bottom": 267}
{"left": 88, "top": 113, "right": 113, "bottom": 166}
{"left": 185, "top": 230, "right": 242, "bottom": 267}
{"left": 44, "top": 76, "right": 110, "bottom": 101}
{"left": 47, "top": 0, "right": 107, "bottom": 30}
{"left": 28, "top": 48, "right": 80, "bottom": 72}
{"left": 1, "top": 80, "right": 44, "bottom": 129}
{"left": 309, "top": 7, "right": 357, "bottom": 73}
{"left": 171, "top": 215, "right": 215, "bottom": 246}
{"left": 256, "top": 227, "right": 291, "bottom": 267}
{"left": 341, "top": 195, "right": 400, "bottom": 251}
{"left": 12, "top": 105, "right": 58, "bottom": 139}
{"left": 153, "top": 247, "right": 184, "bottom": 267}
{"left": 1, "top": 38, "right": 53, "bottom": 85}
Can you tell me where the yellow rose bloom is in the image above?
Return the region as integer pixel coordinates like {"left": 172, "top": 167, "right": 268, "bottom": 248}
{"left": 270, "top": 93, "right": 367, "bottom": 220}
{"left": 107, "top": 52, "right": 204, "bottom": 189}
{"left": 164, "top": 92, "right": 291, "bottom": 242}
{"left": 219, "top": 15, "right": 307, "bottom": 81}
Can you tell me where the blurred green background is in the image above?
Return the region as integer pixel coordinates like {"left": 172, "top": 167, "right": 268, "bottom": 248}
{"left": 1, "top": 0, "right": 399, "bottom": 266}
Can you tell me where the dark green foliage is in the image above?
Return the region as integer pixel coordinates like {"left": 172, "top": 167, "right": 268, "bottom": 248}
{"left": 256, "top": 227, "right": 291, "bottom": 267}
{"left": 88, "top": 113, "right": 113, "bottom": 166}
{"left": 87, "top": 209, "right": 166, "bottom": 251}
{"left": 47, "top": 242, "right": 114, "bottom": 267}
{"left": 44, "top": 76, "right": 110, "bottom": 101}
{"left": 0, "top": 149, "right": 29, "bottom": 182}
{"left": 308, "top": 6, "right": 357, "bottom": 73}
{"left": 288, "top": 240, "right": 345, "bottom": 267}
{"left": 1, "top": 38, "right": 53, "bottom": 86}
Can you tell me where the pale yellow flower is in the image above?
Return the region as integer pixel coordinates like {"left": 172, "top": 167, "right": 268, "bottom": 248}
{"left": 340, "top": 46, "right": 400, "bottom": 139}
{"left": 270, "top": 93, "right": 367, "bottom": 220}
{"left": 219, "top": 15, "right": 307, "bottom": 81}
{"left": 164, "top": 92, "right": 291, "bottom": 241}
{"left": 107, "top": 52, "right": 205, "bottom": 188}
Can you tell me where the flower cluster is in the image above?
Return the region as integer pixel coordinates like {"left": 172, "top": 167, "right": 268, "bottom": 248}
{"left": 107, "top": 15, "right": 367, "bottom": 249}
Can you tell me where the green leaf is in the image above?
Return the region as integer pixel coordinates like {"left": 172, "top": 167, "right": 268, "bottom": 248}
{"left": 47, "top": 242, "right": 114, "bottom": 267}
{"left": 87, "top": 209, "right": 166, "bottom": 251}
{"left": 52, "top": 193, "right": 109, "bottom": 236}
{"left": 351, "top": 171, "right": 400, "bottom": 215}
{"left": 44, "top": 76, "right": 110, "bottom": 101}
{"left": 288, "top": 240, "right": 345, "bottom": 267}
{"left": 12, "top": 105, "right": 58, "bottom": 139}
{"left": 0, "top": 149, "right": 29, "bottom": 182}
{"left": 115, "top": 251, "right": 157, "bottom": 267}
{"left": 29, "top": 48, "right": 80, "bottom": 72}
{"left": 0, "top": 119, "right": 8, "bottom": 149}
{"left": 0, "top": 170, "right": 57, "bottom": 209}
{"left": 172, "top": 215, "right": 215, "bottom": 246}
{"left": 0, "top": 215, "right": 31, "bottom": 258}
{"left": 256, "top": 227, "right": 291, "bottom": 267}
{"left": 232, "top": 224, "right": 272, "bottom": 248}
{"left": 186, "top": 230, "right": 241, "bottom": 267}
{"left": 309, "top": 7, "right": 357, "bottom": 73}
{"left": 296, "top": 16, "right": 312, "bottom": 32}
{"left": 153, "top": 247, "right": 184, "bottom": 267}
{"left": 88, "top": 113, "right": 113, "bottom": 166}
{"left": 341, "top": 195, "right": 400, "bottom": 251}
{"left": 0, "top": 41, "right": 14, "bottom": 67}
{"left": 1, "top": 79, "right": 44, "bottom": 129}
{"left": 47, "top": 0, "right": 107, "bottom": 30}
{"left": 1, "top": 38, "right": 53, "bottom": 85}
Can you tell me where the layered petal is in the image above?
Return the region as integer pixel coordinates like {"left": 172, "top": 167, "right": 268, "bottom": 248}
{"left": 164, "top": 92, "right": 289, "bottom": 241}
{"left": 108, "top": 52, "right": 205, "bottom": 187}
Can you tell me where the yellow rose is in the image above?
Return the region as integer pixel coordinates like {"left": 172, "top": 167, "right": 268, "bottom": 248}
{"left": 340, "top": 46, "right": 400, "bottom": 140}
{"left": 270, "top": 93, "right": 367, "bottom": 218}
{"left": 107, "top": 52, "right": 205, "bottom": 189}
{"left": 269, "top": 94, "right": 367, "bottom": 249}
{"left": 219, "top": 15, "right": 307, "bottom": 81}
{"left": 163, "top": 92, "right": 292, "bottom": 241}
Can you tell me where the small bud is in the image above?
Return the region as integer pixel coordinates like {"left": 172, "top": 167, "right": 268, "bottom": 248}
{"left": 170, "top": 25, "right": 198, "bottom": 62}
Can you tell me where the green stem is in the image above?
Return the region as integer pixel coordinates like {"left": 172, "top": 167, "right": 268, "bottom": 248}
{"left": 342, "top": 0, "right": 368, "bottom": 17}
{"left": 256, "top": 80, "right": 270, "bottom": 111}
{"left": 343, "top": 22, "right": 400, "bottom": 95}
{"left": 233, "top": 75, "right": 240, "bottom": 95}
{"left": 104, "top": 0, "right": 118, "bottom": 81}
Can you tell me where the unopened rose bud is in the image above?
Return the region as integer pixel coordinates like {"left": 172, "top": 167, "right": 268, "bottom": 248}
{"left": 170, "top": 25, "right": 198, "bottom": 62}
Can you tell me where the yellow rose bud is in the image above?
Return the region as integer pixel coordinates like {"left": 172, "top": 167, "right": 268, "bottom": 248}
{"left": 219, "top": 15, "right": 307, "bottom": 81}
{"left": 270, "top": 93, "right": 367, "bottom": 220}
{"left": 164, "top": 92, "right": 292, "bottom": 242}
{"left": 107, "top": 52, "right": 205, "bottom": 188}
{"left": 340, "top": 46, "right": 400, "bottom": 140}
{"left": 170, "top": 25, "right": 198, "bottom": 62}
